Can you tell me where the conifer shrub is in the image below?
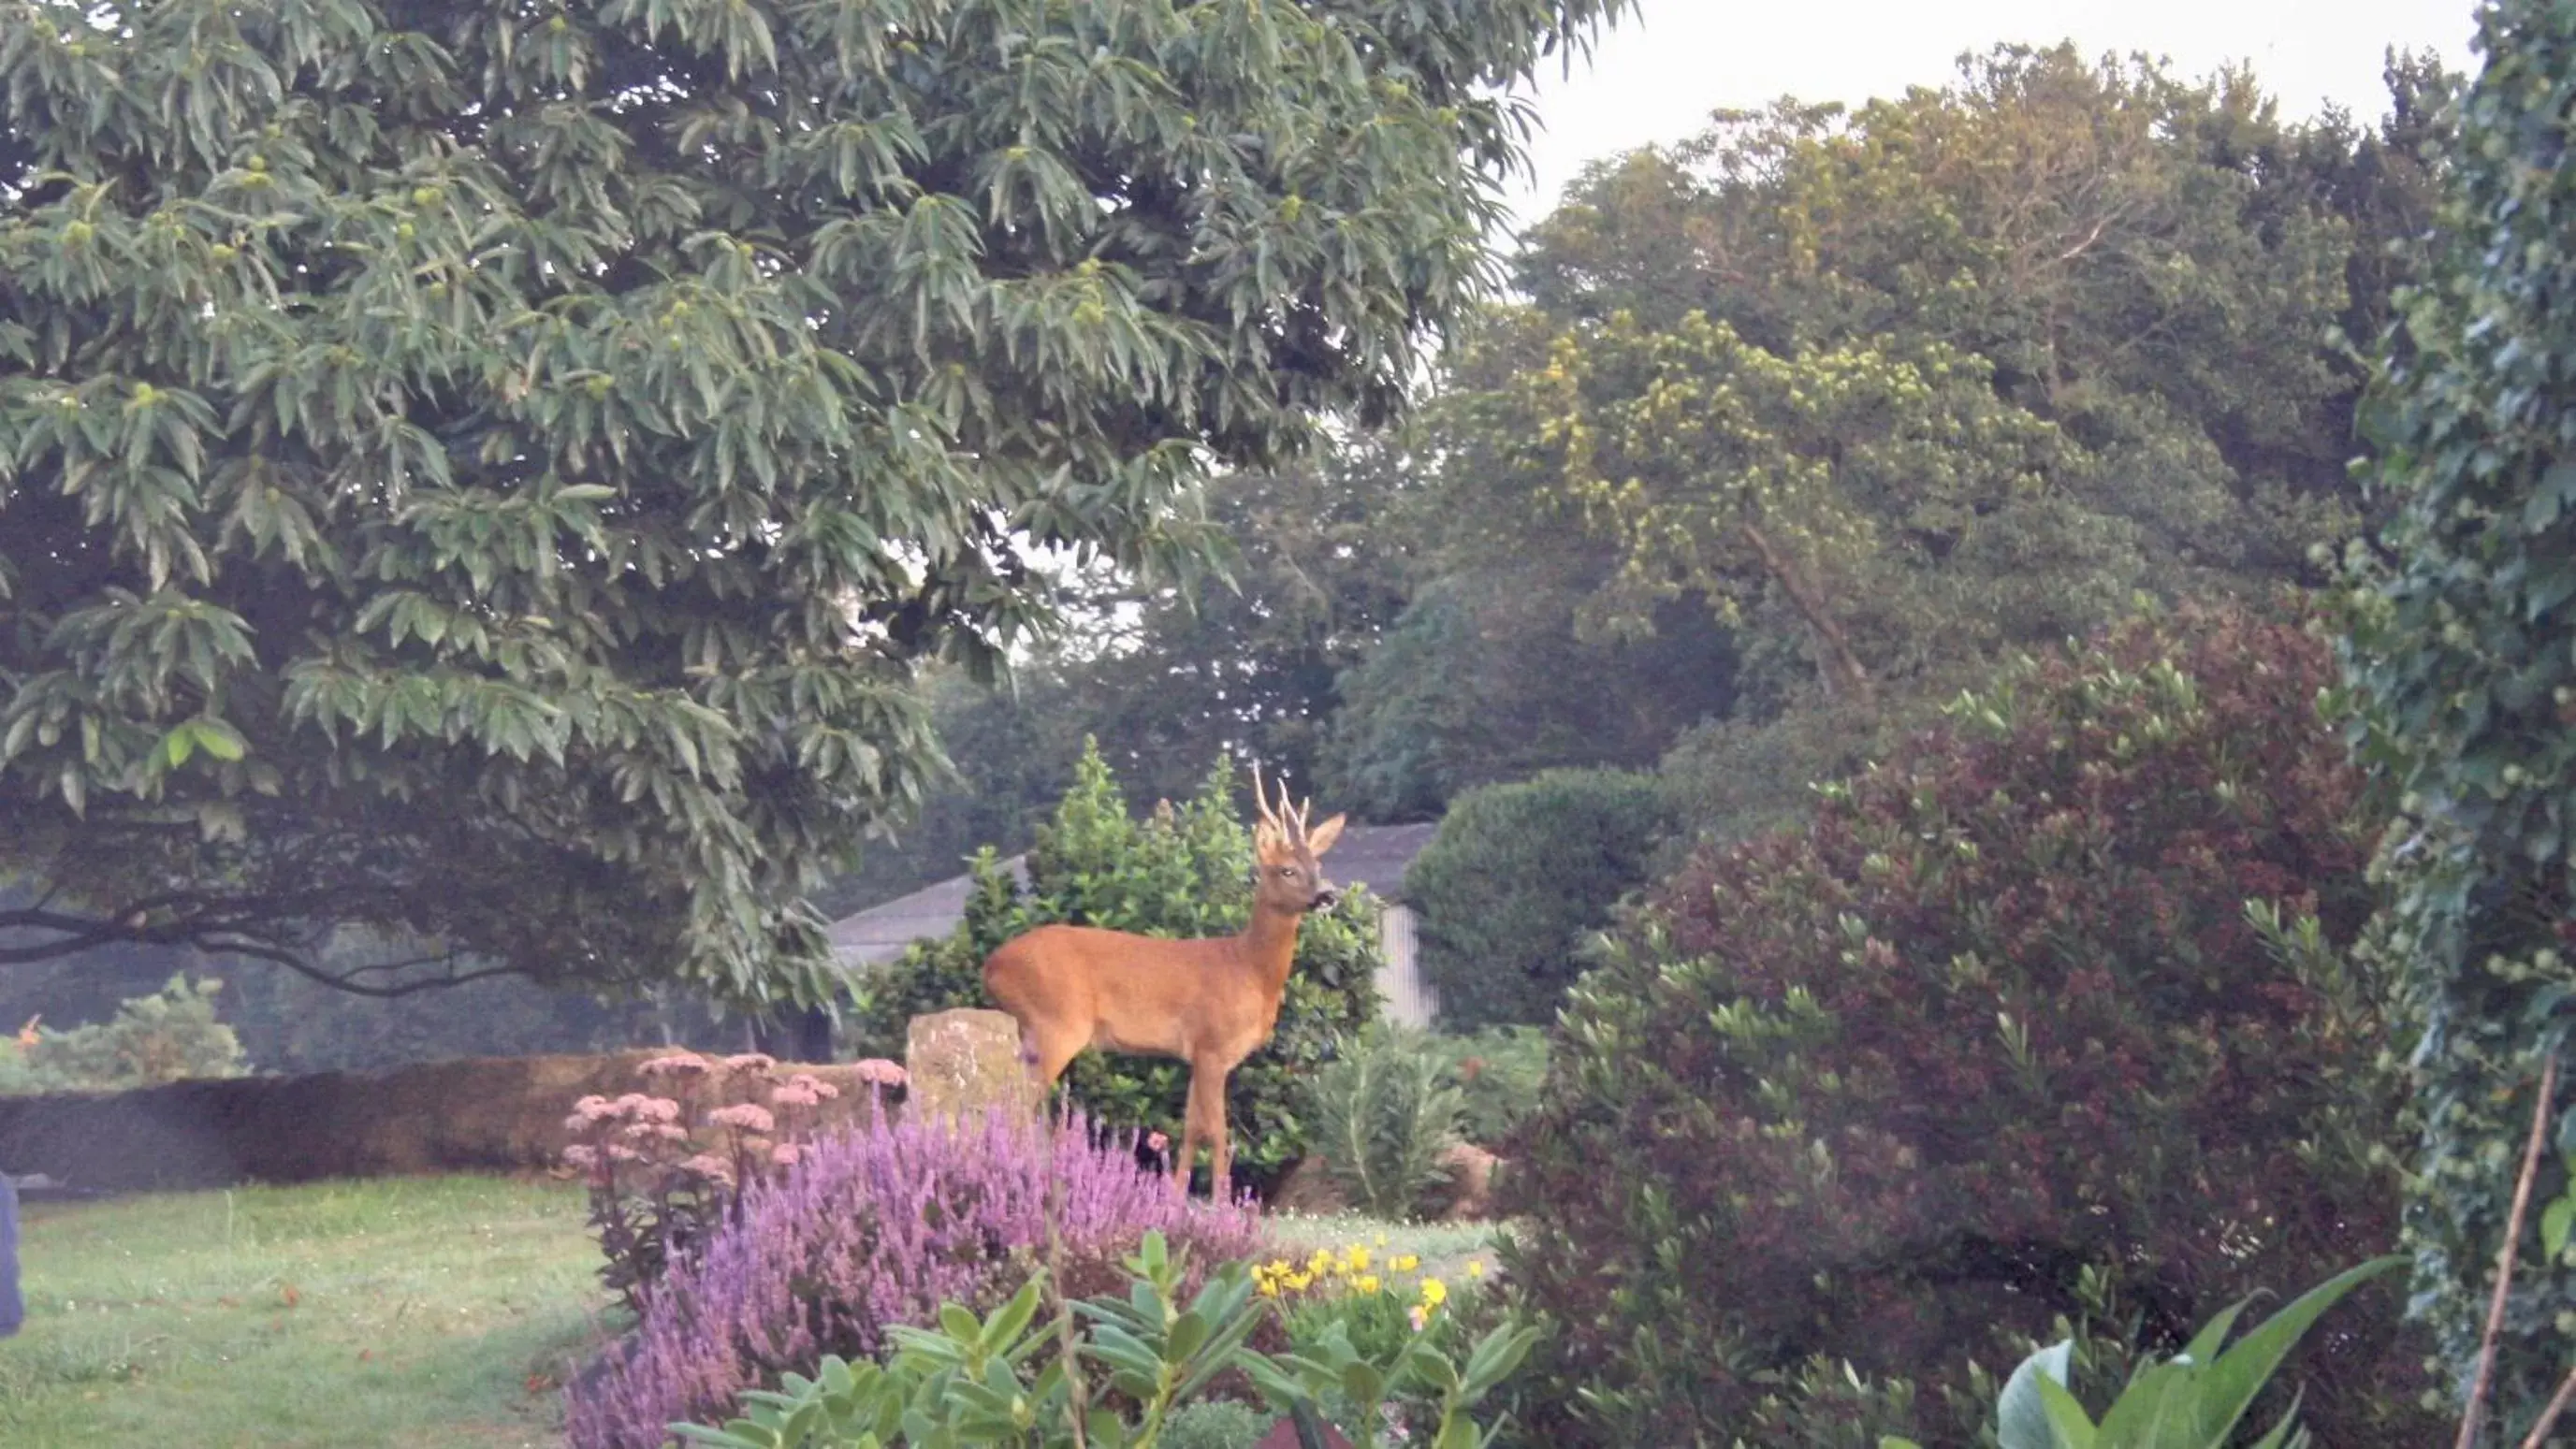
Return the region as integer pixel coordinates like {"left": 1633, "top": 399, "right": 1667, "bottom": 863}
{"left": 1303, "top": 1024, "right": 1467, "bottom": 1221}
{"left": 846, "top": 746, "right": 1383, "bottom": 1194}
{"left": 563, "top": 1108, "right": 1264, "bottom": 1449}
{"left": 1496, "top": 608, "right": 2434, "bottom": 1445}
{"left": 0, "top": 975, "right": 247, "bottom": 1094}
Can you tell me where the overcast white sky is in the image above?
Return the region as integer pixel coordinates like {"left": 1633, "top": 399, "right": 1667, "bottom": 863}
{"left": 1504, "top": 0, "right": 2484, "bottom": 225}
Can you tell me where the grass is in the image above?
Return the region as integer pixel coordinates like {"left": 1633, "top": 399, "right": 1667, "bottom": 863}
{"left": 0, "top": 1175, "right": 1501, "bottom": 1449}
{"left": 0, "top": 1175, "right": 612, "bottom": 1449}
{"left": 1261, "top": 1211, "right": 1500, "bottom": 1282}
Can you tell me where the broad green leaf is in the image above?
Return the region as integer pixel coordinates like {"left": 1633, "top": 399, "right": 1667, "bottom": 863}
{"left": 2187, "top": 1256, "right": 2403, "bottom": 1444}
{"left": 2092, "top": 1360, "right": 2199, "bottom": 1446}
{"left": 2034, "top": 1374, "right": 2101, "bottom": 1449}
{"left": 1998, "top": 1340, "right": 2076, "bottom": 1449}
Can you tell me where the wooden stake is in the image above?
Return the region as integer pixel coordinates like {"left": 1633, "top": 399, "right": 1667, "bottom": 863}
{"left": 2461, "top": 1052, "right": 2561, "bottom": 1449}
{"left": 2517, "top": 1361, "right": 2576, "bottom": 1449}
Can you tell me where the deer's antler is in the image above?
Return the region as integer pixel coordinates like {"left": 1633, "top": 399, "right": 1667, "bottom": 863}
{"left": 1249, "top": 761, "right": 1282, "bottom": 840}
{"left": 1248, "top": 762, "right": 1308, "bottom": 847}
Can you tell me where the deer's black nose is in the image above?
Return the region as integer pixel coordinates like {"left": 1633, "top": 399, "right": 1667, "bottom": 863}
{"left": 1310, "top": 887, "right": 1340, "bottom": 912}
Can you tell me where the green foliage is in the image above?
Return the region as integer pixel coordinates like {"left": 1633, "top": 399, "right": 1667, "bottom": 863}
{"left": 0, "top": 974, "right": 246, "bottom": 1094}
{"left": 1157, "top": 1401, "right": 1277, "bottom": 1449}
{"left": 1322, "top": 573, "right": 1739, "bottom": 823}
{"left": 1263, "top": 1245, "right": 1493, "bottom": 1443}
{"left": 674, "top": 1231, "right": 1536, "bottom": 1449}
{"left": 1501, "top": 308, "right": 2070, "bottom": 705}
{"left": 1426, "top": 1026, "right": 1550, "bottom": 1149}
{"left": 1305, "top": 1025, "right": 1465, "bottom": 1222}
{"left": 1895, "top": 1257, "right": 2406, "bottom": 1449}
{"left": 2333, "top": 4, "right": 2576, "bottom": 1435}
{"left": 0, "top": 0, "right": 1625, "bottom": 1005}
{"left": 1348, "top": 44, "right": 2453, "bottom": 804}
{"left": 846, "top": 744, "right": 1383, "bottom": 1193}
{"left": 1402, "top": 767, "right": 1670, "bottom": 1028}
{"left": 1654, "top": 693, "right": 1928, "bottom": 848}
{"left": 1498, "top": 609, "right": 2430, "bottom": 1446}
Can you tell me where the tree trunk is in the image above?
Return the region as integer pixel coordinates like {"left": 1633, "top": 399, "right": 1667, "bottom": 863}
{"left": 1739, "top": 521, "right": 1876, "bottom": 708}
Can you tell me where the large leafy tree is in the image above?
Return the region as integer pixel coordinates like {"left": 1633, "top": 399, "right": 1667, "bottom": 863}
{"left": 1441, "top": 45, "right": 2451, "bottom": 717}
{"left": 1043, "top": 435, "right": 1419, "bottom": 809}
{"left": 2338, "top": 2, "right": 2576, "bottom": 1436}
{"left": 0, "top": 0, "right": 1624, "bottom": 1004}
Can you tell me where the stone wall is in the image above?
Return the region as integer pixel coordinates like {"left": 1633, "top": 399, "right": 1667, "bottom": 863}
{"left": 0, "top": 1051, "right": 900, "bottom": 1194}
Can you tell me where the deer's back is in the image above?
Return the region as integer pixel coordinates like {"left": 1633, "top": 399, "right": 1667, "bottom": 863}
{"left": 982, "top": 924, "right": 1260, "bottom": 1058}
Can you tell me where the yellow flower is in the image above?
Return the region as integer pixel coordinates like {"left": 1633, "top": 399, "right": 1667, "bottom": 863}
{"left": 1465, "top": 1260, "right": 1486, "bottom": 1279}
{"left": 1419, "top": 1278, "right": 1448, "bottom": 1308}
{"left": 1344, "top": 1245, "right": 1371, "bottom": 1273}
{"left": 1390, "top": 1253, "right": 1419, "bottom": 1273}
{"left": 1307, "top": 1249, "right": 1332, "bottom": 1274}
{"left": 1355, "top": 1274, "right": 1381, "bottom": 1295}
{"left": 1259, "top": 1279, "right": 1280, "bottom": 1297}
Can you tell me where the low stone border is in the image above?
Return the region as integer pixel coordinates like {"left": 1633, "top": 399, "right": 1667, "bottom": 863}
{"left": 0, "top": 1049, "right": 902, "bottom": 1194}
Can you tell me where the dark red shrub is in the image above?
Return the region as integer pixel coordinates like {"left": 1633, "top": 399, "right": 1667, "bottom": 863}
{"left": 1496, "top": 607, "right": 2429, "bottom": 1445}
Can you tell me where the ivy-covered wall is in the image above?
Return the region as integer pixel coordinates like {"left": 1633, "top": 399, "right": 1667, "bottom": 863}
{"left": 2338, "top": 1, "right": 2576, "bottom": 1434}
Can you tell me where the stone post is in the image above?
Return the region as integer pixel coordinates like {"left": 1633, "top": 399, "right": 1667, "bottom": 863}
{"left": 904, "top": 1008, "right": 1042, "bottom": 1124}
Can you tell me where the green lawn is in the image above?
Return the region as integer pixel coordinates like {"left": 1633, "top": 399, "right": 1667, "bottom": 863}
{"left": 0, "top": 1175, "right": 611, "bottom": 1449}
{"left": 0, "top": 1176, "right": 1500, "bottom": 1449}
{"left": 1262, "top": 1211, "right": 1500, "bottom": 1283}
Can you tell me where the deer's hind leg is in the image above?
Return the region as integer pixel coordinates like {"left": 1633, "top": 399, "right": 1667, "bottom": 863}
{"left": 1173, "top": 1060, "right": 1230, "bottom": 1198}
{"left": 1019, "top": 1018, "right": 1087, "bottom": 1098}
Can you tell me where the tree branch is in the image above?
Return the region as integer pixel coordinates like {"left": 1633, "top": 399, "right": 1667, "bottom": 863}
{"left": 199, "top": 937, "right": 523, "bottom": 999}
{"left": 0, "top": 898, "right": 523, "bottom": 997}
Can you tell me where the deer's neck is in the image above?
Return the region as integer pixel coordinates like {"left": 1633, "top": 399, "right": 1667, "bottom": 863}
{"left": 1233, "top": 904, "right": 1304, "bottom": 997}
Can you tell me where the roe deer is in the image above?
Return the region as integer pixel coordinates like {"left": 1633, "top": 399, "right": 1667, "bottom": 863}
{"left": 981, "top": 766, "right": 1346, "bottom": 1197}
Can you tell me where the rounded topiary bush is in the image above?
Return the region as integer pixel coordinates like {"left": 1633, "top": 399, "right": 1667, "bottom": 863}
{"left": 1402, "top": 766, "right": 1671, "bottom": 1029}
{"left": 1496, "top": 607, "right": 2431, "bottom": 1446}
{"left": 565, "top": 1108, "right": 1265, "bottom": 1449}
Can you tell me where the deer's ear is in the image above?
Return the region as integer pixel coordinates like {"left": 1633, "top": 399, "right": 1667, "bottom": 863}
{"left": 1305, "top": 814, "right": 1346, "bottom": 856}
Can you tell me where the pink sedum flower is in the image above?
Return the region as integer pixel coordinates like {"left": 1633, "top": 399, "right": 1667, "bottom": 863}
{"left": 708, "top": 1103, "right": 776, "bottom": 1134}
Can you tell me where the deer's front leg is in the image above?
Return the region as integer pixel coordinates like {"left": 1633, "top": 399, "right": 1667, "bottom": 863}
{"left": 1209, "top": 1079, "right": 1235, "bottom": 1204}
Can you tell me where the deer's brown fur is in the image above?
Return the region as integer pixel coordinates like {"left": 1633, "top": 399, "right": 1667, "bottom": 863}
{"left": 982, "top": 767, "right": 1345, "bottom": 1196}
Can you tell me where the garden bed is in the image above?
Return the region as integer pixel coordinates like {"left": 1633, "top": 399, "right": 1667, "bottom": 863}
{"left": 0, "top": 1172, "right": 1497, "bottom": 1448}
